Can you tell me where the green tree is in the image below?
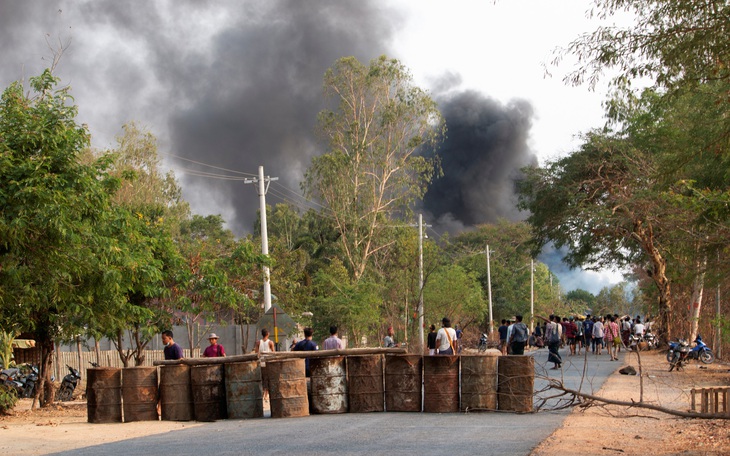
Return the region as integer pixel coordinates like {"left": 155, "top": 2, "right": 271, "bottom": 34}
{"left": 304, "top": 55, "right": 445, "bottom": 282}
{"left": 558, "top": 0, "right": 730, "bottom": 93}
{"left": 0, "top": 69, "right": 121, "bottom": 402}
{"left": 517, "top": 133, "right": 675, "bottom": 341}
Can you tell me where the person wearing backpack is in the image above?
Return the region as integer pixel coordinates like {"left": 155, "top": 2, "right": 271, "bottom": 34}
{"left": 509, "top": 315, "right": 529, "bottom": 355}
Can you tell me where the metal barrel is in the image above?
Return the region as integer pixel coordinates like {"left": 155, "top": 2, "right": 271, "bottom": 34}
{"left": 423, "top": 355, "right": 460, "bottom": 413}
{"left": 497, "top": 355, "right": 534, "bottom": 412}
{"left": 347, "top": 354, "right": 384, "bottom": 413}
{"left": 309, "top": 356, "right": 347, "bottom": 414}
{"left": 191, "top": 364, "right": 227, "bottom": 421}
{"left": 385, "top": 354, "right": 422, "bottom": 412}
{"left": 225, "top": 361, "right": 263, "bottom": 419}
{"left": 460, "top": 354, "right": 499, "bottom": 411}
{"left": 122, "top": 366, "right": 159, "bottom": 422}
{"left": 267, "top": 358, "right": 309, "bottom": 418}
{"left": 86, "top": 368, "right": 122, "bottom": 423}
{"left": 160, "top": 364, "right": 194, "bottom": 421}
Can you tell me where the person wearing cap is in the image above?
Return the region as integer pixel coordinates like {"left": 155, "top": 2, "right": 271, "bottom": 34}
{"left": 203, "top": 333, "right": 226, "bottom": 357}
{"left": 565, "top": 316, "right": 578, "bottom": 356}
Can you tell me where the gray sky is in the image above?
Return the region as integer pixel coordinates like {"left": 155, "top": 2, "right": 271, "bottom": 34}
{"left": 0, "top": 0, "right": 625, "bottom": 293}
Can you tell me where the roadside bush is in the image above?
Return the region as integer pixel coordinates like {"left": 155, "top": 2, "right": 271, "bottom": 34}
{"left": 0, "top": 384, "right": 18, "bottom": 414}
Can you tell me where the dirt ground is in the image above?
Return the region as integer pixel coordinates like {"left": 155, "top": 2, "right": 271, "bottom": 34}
{"left": 532, "top": 350, "right": 730, "bottom": 456}
{"left": 1, "top": 351, "right": 728, "bottom": 455}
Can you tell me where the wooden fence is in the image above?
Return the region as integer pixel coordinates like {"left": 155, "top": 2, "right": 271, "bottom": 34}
{"left": 690, "top": 387, "right": 730, "bottom": 416}
{"left": 54, "top": 349, "right": 201, "bottom": 383}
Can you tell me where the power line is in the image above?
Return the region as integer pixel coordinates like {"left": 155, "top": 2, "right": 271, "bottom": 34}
{"left": 159, "top": 151, "right": 258, "bottom": 177}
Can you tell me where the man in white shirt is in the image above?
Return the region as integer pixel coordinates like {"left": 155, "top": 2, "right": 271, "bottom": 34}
{"left": 435, "top": 317, "right": 458, "bottom": 355}
{"left": 634, "top": 317, "right": 645, "bottom": 336}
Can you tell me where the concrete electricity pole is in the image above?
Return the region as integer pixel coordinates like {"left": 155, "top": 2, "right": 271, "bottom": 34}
{"left": 244, "top": 166, "right": 278, "bottom": 312}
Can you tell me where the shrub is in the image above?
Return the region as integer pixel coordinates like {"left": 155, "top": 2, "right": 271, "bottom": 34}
{"left": 0, "top": 384, "right": 18, "bottom": 414}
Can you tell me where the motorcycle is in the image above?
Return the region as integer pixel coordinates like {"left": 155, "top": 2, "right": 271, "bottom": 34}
{"left": 57, "top": 364, "right": 81, "bottom": 402}
{"left": 642, "top": 331, "right": 657, "bottom": 350}
{"left": 667, "top": 339, "right": 691, "bottom": 371}
{"left": 0, "top": 364, "right": 40, "bottom": 398}
{"left": 667, "top": 336, "right": 714, "bottom": 371}
{"left": 478, "top": 333, "right": 488, "bottom": 352}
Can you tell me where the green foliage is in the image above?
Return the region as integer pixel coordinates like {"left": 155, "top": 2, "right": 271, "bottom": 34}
{"left": 422, "top": 264, "right": 485, "bottom": 330}
{"left": 558, "top": 0, "right": 730, "bottom": 92}
{"left": 304, "top": 55, "right": 445, "bottom": 281}
{"left": 0, "top": 384, "right": 18, "bottom": 414}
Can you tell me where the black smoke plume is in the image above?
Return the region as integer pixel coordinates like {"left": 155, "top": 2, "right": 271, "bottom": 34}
{"left": 424, "top": 89, "right": 538, "bottom": 233}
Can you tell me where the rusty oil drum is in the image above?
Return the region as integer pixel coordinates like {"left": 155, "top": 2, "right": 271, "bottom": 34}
{"left": 423, "top": 355, "right": 459, "bottom": 413}
{"left": 225, "top": 361, "right": 263, "bottom": 419}
{"left": 309, "top": 356, "right": 347, "bottom": 414}
{"left": 461, "top": 354, "right": 499, "bottom": 411}
{"left": 497, "top": 355, "right": 534, "bottom": 412}
{"left": 122, "top": 366, "right": 159, "bottom": 422}
{"left": 191, "top": 364, "right": 227, "bottom": 421}
{"left": 86, "top": 368, "right": 122, "bottom": 423}
{"left": 159, "top": 364, "right": 194, "bottom": 421}
{"left": 347, "top": 354, "right": 384, "bottom": 413}
{"left": 385, "top": 354, "right": 422, "bottom": 412}
{"left": 267, "top": 358, "right": 309, "bottom": 418}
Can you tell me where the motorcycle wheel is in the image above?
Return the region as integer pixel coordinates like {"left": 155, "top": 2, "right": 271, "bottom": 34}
{"left": 668, "top": 353, "right": 681, "bottom": 372}
{"left": 478, "top": 343, "right": 487, "bottom": 353}
{"left": 57, "top": 384, "right": 73, "bottom": 402}
{"left": 665, "top": 351, "right": 674, "bottom": 363}
{"left": 700, "top": 350, "right": 715, "bottom": 364}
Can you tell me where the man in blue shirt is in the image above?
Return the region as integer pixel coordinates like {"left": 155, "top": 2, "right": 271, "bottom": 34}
{"left": 161, "top": 330, "right": 183, "bottom": 360}
{"left": 293, "top": 327, "right": 318, "bottom": 376}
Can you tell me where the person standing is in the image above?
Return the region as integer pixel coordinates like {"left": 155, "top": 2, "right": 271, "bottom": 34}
{"left": 575, "top": 317, "right": 584, "bottom": 355}
{"left": 592, "top": 317, "right": 605, "bottom": 356}
{"left": 203, "top": 333, "right": 226, "bottom": 357}
{"left": 538, "top": 315, "right": 562, "bottom": 369}
{"left": 498, "top": 320, "right": 509, "bottom": 356}
{"left": 427, "top": 324, "right": 438, "bottom": 355}
{"left": 323, "top": 326, "right": 345, "bottom": 350}
{"left": 161, "top": 330, "right": 183, "bottom": 360}
{"left": 565, "top": 317, "right": 578, "bottom": 356}
{"left": 293, "top": 327, "right": 318, "bottom": 376}
{"left": 508, "top": 315, "right": 529, "bottom": 355}
{"left": 583, "top": 316, "right": 594, "bottom": 354}
{"left": 255, "top": 328, "right": 275, "bottom": 401}
{"left": 435, "top": 317, "right": 458, "bottom": 355}
{"left": 605, "top": 316, "right": 620, "bottom": 361}
{"left": 255, "top": 328, "right": 275, "bottom": 355}
{"left": 383, "top": 326, "right": 397, "bottom": 348}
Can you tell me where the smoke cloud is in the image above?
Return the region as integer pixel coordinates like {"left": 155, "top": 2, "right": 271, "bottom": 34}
{"left": 423, "top": 87, "right": 538, "bottom": 232}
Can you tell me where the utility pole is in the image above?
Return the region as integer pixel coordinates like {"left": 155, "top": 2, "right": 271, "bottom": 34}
{"left": 717, "top": 251, "right": 722, "bottom": 359}
{"left": 418, "top": 214, "right": 426, "bottom": 351}
{"left": 530, "top": 259, "right": 535, "bottom": 334}
{"left": 486, "top": 244, "right": 494, "bottom": 335}
{"left": 244, "top": 166, "right": 278, "bottom": 312}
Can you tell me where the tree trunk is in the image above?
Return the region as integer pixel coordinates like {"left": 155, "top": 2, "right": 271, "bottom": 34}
{"left": 688, "top": 256, "right": 707, "bottom": 343}
{"left": 635, "top": 220, "right": 672, "bottom": 346}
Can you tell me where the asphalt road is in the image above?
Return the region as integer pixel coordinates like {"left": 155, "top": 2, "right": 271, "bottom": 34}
{"left": 50, "top": 347, "right": 624, "bottom": 456}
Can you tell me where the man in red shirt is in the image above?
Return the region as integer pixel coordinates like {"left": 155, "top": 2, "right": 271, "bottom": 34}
{"left": 203, "top": 333, "right": 226, "bottom": 357}
{"left": 565, "top": 317, "right": 578, "bottom": 356}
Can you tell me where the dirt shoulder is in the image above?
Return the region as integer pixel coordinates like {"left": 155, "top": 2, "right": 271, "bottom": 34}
{"left": 532, "top": 350, "right": 730, "bottom": 456}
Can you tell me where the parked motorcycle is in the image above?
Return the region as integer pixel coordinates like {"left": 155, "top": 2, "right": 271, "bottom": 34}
{"left": 667, "top": 339, "right": 691, "bottom": 371}
{"left": 57, "top": 365, "right": 81, "bottom": 402}
{"left": 0, "top": 364, "right": 39, "bottom": 398}
{"left": 478, "top": 333, "right": 488, "bottom": 352}
{"left": 667, "top": 336, "right": 714, "bottom": 371}
{"left": 642, "top": 331, "right": 657, "bottom": 350}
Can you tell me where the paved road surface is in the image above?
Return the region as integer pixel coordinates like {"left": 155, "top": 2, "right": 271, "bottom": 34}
{"left": 51, "top": 347, "right": 625, "bottom": 456}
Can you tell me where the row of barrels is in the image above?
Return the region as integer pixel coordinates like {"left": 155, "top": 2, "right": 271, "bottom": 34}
{"left": 86, "top": 354, "right": 533, "bottom": 423}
